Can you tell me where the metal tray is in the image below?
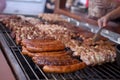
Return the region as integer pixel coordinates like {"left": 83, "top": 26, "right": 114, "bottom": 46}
{"left": 61, "top": 15, "right": 120, "bottom": 44}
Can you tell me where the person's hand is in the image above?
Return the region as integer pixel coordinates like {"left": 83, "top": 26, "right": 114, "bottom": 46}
{"left": 97, "top": 15, "right": 110, "bottom": 27}
{"left": 46, "top": 3, "right": 52, "bottom": 9}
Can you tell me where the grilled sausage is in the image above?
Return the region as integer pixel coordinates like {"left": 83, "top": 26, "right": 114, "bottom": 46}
{"left": 22, "top": 46, "right": 68, "bottom": 57}
{"left": 34, "top": 51, "right": 68, "bottom": 57}
{"left": 21, "top": 39, "right": 65, "bottom": 52}
{"left": 43, "top": 62, "right": 86, "bottom": 73}
{"left": 22, "top": 46, "right": 34, "bottom": 57}
{"left": 32, "top": 55, "right": 80, "bottom": 66}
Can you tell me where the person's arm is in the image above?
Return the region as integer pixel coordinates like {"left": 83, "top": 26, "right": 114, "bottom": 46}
{"left": 0, "top": 0, "right": 6, "bottom": 12}
{"left": 107, "top": 7, "right": 120, "bottom": 20}
{"left": 98, "top": 7, "right": 120, "bottom": 27}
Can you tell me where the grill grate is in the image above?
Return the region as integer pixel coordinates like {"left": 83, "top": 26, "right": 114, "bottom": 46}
{"left": 0, "top": 23, "right": 120, "bottom": 80}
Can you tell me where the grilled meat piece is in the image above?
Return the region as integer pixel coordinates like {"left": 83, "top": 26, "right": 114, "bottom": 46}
{"left": 21, "top": 39, "right": 65, "bottom": 52}
{"left": 1, "top": 14, "right": 116, "bottom": 68}
{"left": 2, "top": 15, "right": 82, "bottom": 54}
{"left": 22, "top": 46, "right": 68, "bottom": 57}
{"left": 76, "top": 38, "right": 116, "bottom": 66}
{"left": 32, "top": 55, "right": 80, "bottom": 66}
{"left": 35, "top": 24, "right": 82, "bottom": 53}
{"left": 43, "top": 62, "right": 86, "bottom": 73}
{"left": 33, "top": 53, "right": 86, "bottom": 73}
{"left": 38, "top": 13, "right": 66, "bottom": 23}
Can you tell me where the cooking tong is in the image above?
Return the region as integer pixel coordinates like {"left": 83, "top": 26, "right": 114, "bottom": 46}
{"left": 93, "top": 27, "right": 104, "bottom": 42}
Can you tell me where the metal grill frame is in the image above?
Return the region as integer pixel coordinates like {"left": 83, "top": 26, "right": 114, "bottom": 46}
{"left": 0, "top": 23, "right": 120, "bottom": 80}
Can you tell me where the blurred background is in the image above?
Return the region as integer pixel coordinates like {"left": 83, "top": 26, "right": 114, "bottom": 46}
{"left": 3, "top": 0, "right": 46, "bottom": 15}
{"left": 2, "top": 0, "right": 88, "bottom": 16}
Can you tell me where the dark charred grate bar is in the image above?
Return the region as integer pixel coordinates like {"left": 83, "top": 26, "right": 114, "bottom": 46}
{"left": 0, "top": 23, "right": 120, "bottom": 80}
{"left": 0, "top": 23, "right": 11, "bottom": 33}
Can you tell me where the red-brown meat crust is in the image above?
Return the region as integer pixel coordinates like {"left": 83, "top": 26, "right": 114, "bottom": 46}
{"left": 22, "top": 46, "right": 68, "bottom": 57}
{"left": 43, "top": 62, "right": 86, "bottom": 73}
{"left": 21, "top": 39, "right": 65, "bottom": 52}
{"left": 32, "top": 55, "right": 80, "bottom": 66}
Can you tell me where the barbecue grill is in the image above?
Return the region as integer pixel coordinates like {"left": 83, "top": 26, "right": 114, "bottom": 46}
{"left": 0, "top": 21, "right": 120, "bottom": 80}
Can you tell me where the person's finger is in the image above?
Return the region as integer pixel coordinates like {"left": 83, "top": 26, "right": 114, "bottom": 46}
{"left": 98, "top": 19, "right": 103, "bottom": 27}
{"left": 103, "top": 18, "right": 107, "bottom": 27}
